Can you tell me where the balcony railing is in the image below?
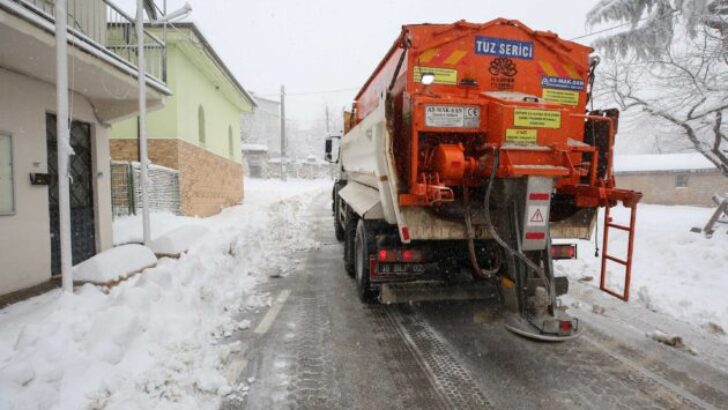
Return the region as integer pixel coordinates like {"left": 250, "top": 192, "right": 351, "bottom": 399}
{"left": 13, "top": 0, "right": 166, "bottom": 82}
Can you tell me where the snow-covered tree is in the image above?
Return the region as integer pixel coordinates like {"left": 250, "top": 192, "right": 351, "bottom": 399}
{"left": 588, "top": 0, "right": 728, "bottom": 175}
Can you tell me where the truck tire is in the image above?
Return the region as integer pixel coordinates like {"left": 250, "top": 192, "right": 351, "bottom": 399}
{"left": 333, "top": 184, "right": 345, "bottom": 242}
{"left": 344, "top": 210, "right": 357, "bottom": 277}
{"left": 354, "top": 219, "right": 377, "bottom": 303}
{"left": 334, "top": 203, "right": 345, "bottom": 242}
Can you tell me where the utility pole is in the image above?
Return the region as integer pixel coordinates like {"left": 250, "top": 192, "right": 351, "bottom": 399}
{"left": 55, "top": 0, "right": 73, "bottom": 292}
{"left": 136, "top": 0, "right": 151, "bottom": 246}
{"left": 280, "top": 85, "right": 286, "bottom": 181}
{"left": 325, "top": 106, "right": 330, "bottom": 134}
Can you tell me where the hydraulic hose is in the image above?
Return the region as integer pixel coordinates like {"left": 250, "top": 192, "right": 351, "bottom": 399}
{"left": 463, "top": 187, "right": 498, "bottom": 279}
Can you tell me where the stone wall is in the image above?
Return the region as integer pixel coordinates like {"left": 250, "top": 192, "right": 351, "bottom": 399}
{"left": 616, "top": 170, "right": 728, "bottom": 207}
{"left": 110, "top": 138, "right": 243, "bottom": 217}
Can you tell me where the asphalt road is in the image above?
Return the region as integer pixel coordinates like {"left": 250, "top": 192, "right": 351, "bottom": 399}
{"left": 222, "top": 192, "right": 728, "bottom": 410}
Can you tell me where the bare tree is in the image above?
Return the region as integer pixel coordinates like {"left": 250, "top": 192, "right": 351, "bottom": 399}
{"left": 588, "top": 0, "right": 728, "bottom": 175}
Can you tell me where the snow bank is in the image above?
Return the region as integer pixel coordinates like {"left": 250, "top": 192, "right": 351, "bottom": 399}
{"left": 0, "top": 178, "right": 330, "bottom": 410}
{"left": 555, "top": 204, "right": 728, "bottom": 336}
{"left": 73, "top": 244, "right": 157, "bottom": 284}
{"left": 113, "top": 212, "right": 201, "bottom": 246}
{"left": 150, "top": 225, "right": 211, "bottom": 256}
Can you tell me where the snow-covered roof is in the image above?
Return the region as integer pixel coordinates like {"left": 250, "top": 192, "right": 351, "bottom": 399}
{"left": 241, "top": 143, "right": 269, "bottom": 152}
{"left": 614, "top": 153, "right": 716, "bottom": 173}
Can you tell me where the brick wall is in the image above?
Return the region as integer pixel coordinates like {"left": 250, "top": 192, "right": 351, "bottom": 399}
{"left": 177, "top": 140, "right": 243, "bottom": 216}
{"left": 110, "top": 138, "right": 243, "bottom": 217}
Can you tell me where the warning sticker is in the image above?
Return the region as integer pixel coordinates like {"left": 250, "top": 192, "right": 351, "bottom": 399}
{"left": 505, "top": 128, "right": 537, "bottom": 144}
{"left": 527, "top": 205, "right": 547, "bottom": 226}
{"left": 513, "top": 108, "right": 561, "bottom": 129}
{"left": 413, "top": 66, "right": 458, "bottom": 85}
{"left": 542, "top": 88, "right": 579, "bottom": 106}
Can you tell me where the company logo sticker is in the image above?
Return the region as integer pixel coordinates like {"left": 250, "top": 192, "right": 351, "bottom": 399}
{"left": 541, "top": 76, "right": 585, "bottom": 91}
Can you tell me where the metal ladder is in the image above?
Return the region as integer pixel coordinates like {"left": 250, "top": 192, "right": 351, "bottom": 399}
{"left": 599, "top": 202, "right": 638, "bottom": 301}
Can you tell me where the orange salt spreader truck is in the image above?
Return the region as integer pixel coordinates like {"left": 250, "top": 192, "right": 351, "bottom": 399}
{"left": 324, "top": 19, "right": 642, "bottom": 341}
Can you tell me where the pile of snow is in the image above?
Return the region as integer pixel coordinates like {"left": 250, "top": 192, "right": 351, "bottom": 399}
{"left": 150, "top": 225, "right": 211, "bottom": 256}
{"left": 113, "top": 212, "right": 200, "bottom": 246}
{"left": 0, "top": 178, "right": 330, "bottom": 409}
{"left": 614, "top": 153, "right": 716, "bottom": 173}
{"left": 73, "top": 244, "right": 157, "bottom": 284}
{"left": 556, "top": 204, "right": 728, "bottom": 335}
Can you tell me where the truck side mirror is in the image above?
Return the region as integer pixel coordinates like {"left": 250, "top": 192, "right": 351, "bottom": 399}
{"left": 324, "top": 135, "right": 341, "bottom": 163}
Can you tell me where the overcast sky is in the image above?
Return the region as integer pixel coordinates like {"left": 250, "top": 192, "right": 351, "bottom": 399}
{"left": 134, "top": 0, "right": 602, "bottom": 127}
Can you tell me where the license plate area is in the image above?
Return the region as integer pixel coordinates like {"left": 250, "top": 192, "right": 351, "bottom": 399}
{"left": 377, "top": 263, "right": 426, "bottom": 276}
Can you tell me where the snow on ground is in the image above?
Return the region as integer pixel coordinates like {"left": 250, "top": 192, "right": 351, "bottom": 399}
{"left": 73, "top": 244, "right": 157, "bottom": 283}
{"left": 555, "top": 204, "right": 728, "bottom": 336}
{"left": 0, "top": 178, "right": 331, "bottom": 410}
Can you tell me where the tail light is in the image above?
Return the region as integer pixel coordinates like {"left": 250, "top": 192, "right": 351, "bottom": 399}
{"left": 551, "top": 244, "right": 577, "bottom": 260}
{"left": 377, "top": 248, "right": 425, "bottom": 263}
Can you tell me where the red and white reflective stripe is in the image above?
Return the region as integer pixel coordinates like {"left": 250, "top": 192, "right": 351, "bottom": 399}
{"left": 401, "top": 226, "right": 410, "bottom": 242}
{"left": 529, "top": 192, "right": 550, "bottom": 201}
{"left": 369, "top": 256, "right": 378, "bottom": 277}
{"left": 525, "top": 232, "right": 545, "bottom": 240}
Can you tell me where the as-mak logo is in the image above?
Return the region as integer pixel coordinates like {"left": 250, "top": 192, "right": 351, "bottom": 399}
{"left": 475, "top": 36, "right": 534, "bottom": 60}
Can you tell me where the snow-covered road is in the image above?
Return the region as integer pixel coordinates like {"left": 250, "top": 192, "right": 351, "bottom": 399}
{"left": 1, "top": 179, "right": 727, "bottom": 410}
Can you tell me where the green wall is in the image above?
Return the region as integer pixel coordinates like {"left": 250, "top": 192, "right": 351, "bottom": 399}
{"left": 110, "top": 44, "right": 246, "bottom": 163}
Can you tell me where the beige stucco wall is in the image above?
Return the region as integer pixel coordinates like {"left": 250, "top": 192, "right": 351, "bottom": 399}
{"left": 616, "top": 170, "right": 728, "bottom": 207}
{"left": 0, "top": 68, "right": 113, "bottom": 295}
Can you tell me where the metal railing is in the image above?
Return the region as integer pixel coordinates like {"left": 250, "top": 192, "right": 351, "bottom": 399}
{"left": 15, "top": 0, "right": 166, "bottom": 82}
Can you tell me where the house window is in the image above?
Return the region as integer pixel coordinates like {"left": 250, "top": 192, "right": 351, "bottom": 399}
{"left": 228, "top": 126, "right": 234, "bottom": 159}
{"left": 198, "top": 105, "right": 206, "bottom": 145}
{"left": 0, "top": 133, "right": 14, "bottom": 215}
{"left": 675, "top": 174, "right": 689, "bottom": 188}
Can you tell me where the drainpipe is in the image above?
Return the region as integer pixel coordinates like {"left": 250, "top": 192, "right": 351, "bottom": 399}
{"left": 55, "top": 0, "right": 73, "bottom": 292}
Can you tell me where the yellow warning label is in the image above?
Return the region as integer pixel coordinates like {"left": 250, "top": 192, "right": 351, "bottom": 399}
{"left": 413, "top": 66, "right": 458, "bottom": 85}
{"left": 505, "top": 128, "right": 538, "bottom": 144}
{"left": 542, "top": 88, "right": 579, "bottom": 106}
{"left": 513, "top": 108, "right": 561, "bottom": 129}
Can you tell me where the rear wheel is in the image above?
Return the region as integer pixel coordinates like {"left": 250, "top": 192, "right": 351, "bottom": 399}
{"left": 355, "top": 219, "right": 377, "bottom": 303}
{"left": 333, "top": 185, "right": 345, "bottom": 242}
{"left": 344, "top": 209, "right": 357, "bottom": 277}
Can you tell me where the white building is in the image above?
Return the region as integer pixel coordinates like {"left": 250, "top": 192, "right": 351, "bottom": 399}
{"left": 0, "top": 0, "right": 169, "bottom": 295}
{"left": 241, "top": 94, "right": 281, "bottom": 158}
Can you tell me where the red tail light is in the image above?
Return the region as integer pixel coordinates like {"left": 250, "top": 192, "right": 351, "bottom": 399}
{"left": 560, "top": 320, "right": 573, "bottom": 332}
{"left": 401, "top": 249, "right": 414, "bottom": 262}
{"left": 378, "top": 249, "right": 389, "bottom": 262}
{"left": 376, "top": 248, "right": 425, "bottom": 263}
{"left": 551, "top": 244, "right": 577, "bottom": 260}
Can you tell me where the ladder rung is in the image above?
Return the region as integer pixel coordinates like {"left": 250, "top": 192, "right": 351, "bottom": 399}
{"left": 605, "top": 255, "right": 628, "bottom": 266}
{"left": 608, "top": 223, "right": 631, "bottom": 231}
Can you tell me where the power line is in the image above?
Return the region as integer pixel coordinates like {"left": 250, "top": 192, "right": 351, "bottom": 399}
{"left": 256, "top": 87, "right": 359, "bottom": 98}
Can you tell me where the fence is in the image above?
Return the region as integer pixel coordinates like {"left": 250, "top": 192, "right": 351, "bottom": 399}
{"left": 111, "top": 161, "right": 180, "bottom": 217}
